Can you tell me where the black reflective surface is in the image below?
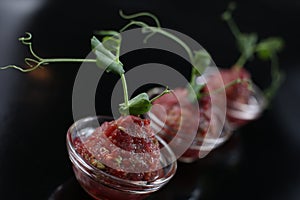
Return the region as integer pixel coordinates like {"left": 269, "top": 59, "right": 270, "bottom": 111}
{"left": 0, "top": 0, "right": 300, "bottom": 200}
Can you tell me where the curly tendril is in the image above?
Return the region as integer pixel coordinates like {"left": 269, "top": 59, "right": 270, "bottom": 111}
{"left": 119, "top": 10, "right": 161, "bottom": 28}
{"left": 0, "top": 32, "right": 96, "bottom": 72}
{"left": 0, "top": 32, "right": 46, "bottom": 72}
{"left": 19, "top": 32, "right": 43, "bottom": 61}
{"left": 119, "top": 11, "right": 196, "bottom": 70}
{"left": 118, "top": 11, "right": 213, "bottom": 99}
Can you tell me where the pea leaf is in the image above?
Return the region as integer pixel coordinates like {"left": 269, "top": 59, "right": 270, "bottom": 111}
{"left": 237, "top": 33, "right": 258, "bottom": 61}
{"left": 256, "top": 37, "right": 284, "bottom": 60}
{"left": 91, "top": 36, "right": 124, "bottom": 75}
{"left": 95, "top": 30, "right": 121, "bottom": 55}
{"left": 119, "top": 93, "right": 152, "bottom": 115}
{"left": 119, "top": 88, "right": 171, "bottom": 115}
{"left": 102, "top": 36, "right": 120, "bottom": 53}
{"left": 193, "top": 50, "right": 211, "bottom": 75}
{"left": 91, "top": 36, "right": 115, "bottom": 59}
{"left": 93, "top": 50, "right": 124, "bottom": 74}
{"left": 191, "top": 82, "right": 205, "bottom": 100}
{"left": 96, "top": 30, "right": 120, "bottom": 37}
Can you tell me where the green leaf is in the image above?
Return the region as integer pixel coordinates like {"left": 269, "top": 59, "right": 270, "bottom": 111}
{"left": 91, "top": 36, "right": 115, "bottom": 59}
{"left": 102, "top": 36, "right": 119, "bottom": 51}
{"left": 264, "top": 69, "right": 284, "bottom": 101}
{"left": 97, "top": 31, "right": 121, "bottom": 56}
{"left": 192, "top": 50, "right": 211, "bottom": 74}
{"left": 95, "top": 30, "right": 120, "bottom": 37}
{"left": 91, "top": 36, "right": 124, "bottom": 75}
{"left": 93, "top": 50, "right": 124, "bottom": 75}
{"left": 256, "top": 37, "right": 284, "bottom": 60}
{"left": 192, "top": 82, "right": 205, "bottom": 100}
{"left": 149, "top": 87, "right": 171, "bottom": 103}
{"left": 119, "top": 93, "right": 152, "bottom": 115}
{"left": 237, "top": 33, "right": 258, "bottom": 60}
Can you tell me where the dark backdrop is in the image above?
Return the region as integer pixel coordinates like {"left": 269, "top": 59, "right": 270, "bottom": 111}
{"left": 0, "top": 0, "right": 299, "bottom": 199}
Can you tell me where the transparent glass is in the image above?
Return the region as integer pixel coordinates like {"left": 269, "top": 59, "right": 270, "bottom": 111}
{"left": 146, "top": 87, "right": 232, "bottom": 163}
{"left": 226, "top": 83, "right": 267, "bottom": 130}
{"left": 147, "top": 107, "right": 232, "bottom": 163}
{"left": 66, "top": 116, "right": 177, "bottom": 200}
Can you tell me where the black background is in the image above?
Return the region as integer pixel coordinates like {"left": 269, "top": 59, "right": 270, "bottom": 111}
{"left": 0, "top": 0, "right": 300, "bottom": 199}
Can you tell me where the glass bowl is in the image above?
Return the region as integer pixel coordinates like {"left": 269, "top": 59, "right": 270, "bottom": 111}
{"left": 199, "top": 67, "right": 267, "bottom": 130}
{"left": 146, "top": 87, "right": 231, "bottom": 163}
{"left": 226, "top": 83, "right": 267, "bottom": 130}
{"left": 66, "top": 116, "right": 177, "bottom": 200}
{"left": 147, "top": 107, "right": 232, "bottom": 163}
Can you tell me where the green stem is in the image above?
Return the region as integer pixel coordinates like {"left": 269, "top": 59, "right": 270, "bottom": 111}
{"left": 119, "top": 20, "right": 195, "bottom": 71}
{"left": 264, "top": 54, "right": 283, "bottom": 101}
{"left": 235, "top": 54, "right": 247, "bottom": 67}
{"left": 120, "top": 19, "right": 203, "bottom": 85}
{"left": 155, "top": 28, "right": 194, "bottom": 62}
{"left": 158, "top": 28, "right": 208, "bottom": 84}
{"left": 190, "top": 68, "right": 198, "bottom": 86}
{"left": 200, "top": 78, "right": 251, "bottom": 97}
{"left": 223, "top": 5, "right": 254, "bottom": 68}
{"left": 154, "top": 28, "right": 206, "bottom": 86}
{"left": 150, "top": 87, "right": 171, "bottom": 103}
{"left": 1, "top": 58, "right": 97, "bottom": 72}
{"left": 121, "top": 73, "right": 129, "bottom": 109}
{"left": 119, "top": 13, "right": 211, "bottom": 100}
{"left": 42, "top": 58, "right": 96, "bottom": 64}
{"left": 119, "top": 13, "right": 194, "bottom": 63}
{"left": 226, "top": 16, "right": 241, "bottom": 41}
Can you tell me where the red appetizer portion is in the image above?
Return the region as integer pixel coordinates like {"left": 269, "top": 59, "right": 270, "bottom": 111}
{"left": 152, "top": 88, "right": 201, "bottom": 135}
{"left": 149, "top": 87, "right": 226, "bottom": 162}
{"left": 199, "top": 66, "right": 257, "bottom": 128}
{"left": 74, "top": 115, "right": 162, "bottom": 182}
{"left": 218, "top": 67, "right": 251, "bottom": 104}
{"left": 67, "top": 116, "right": 177, "bottom": 200}
{"left": 221, "top": 67, "right": 263, "bottom": 127}
{"left": 198, "top": 66, "right": 251, "bottom": 107}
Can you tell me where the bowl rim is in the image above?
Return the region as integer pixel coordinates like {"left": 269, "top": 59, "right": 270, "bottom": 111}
{"left": 226, "top": 83, "right": 267, "bottom": 120}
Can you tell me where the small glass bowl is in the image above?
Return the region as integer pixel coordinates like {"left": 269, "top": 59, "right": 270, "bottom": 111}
{"left": 147, "top": 108, "right": 232, "bottom": 163}
{"left": 178, "top": 120, "right": 232, "bottom": 163}
{"left": 226, "top": 83, "right": 267, "bottom": 130}
{"left": 146, "top": 87, "right": 231, "bottom": 163}
{"left": 66, "top": 116, "right": 177, "bottom": 200}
